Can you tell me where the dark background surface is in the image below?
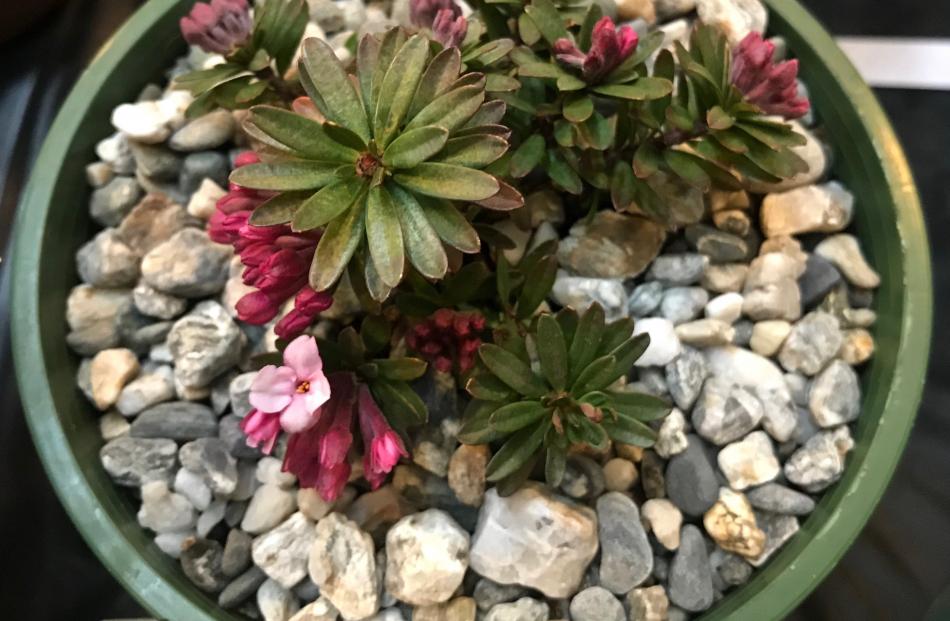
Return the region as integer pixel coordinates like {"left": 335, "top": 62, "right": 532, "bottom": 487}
{"left": 0, "top": 1, "right": 947, "bottom": 619}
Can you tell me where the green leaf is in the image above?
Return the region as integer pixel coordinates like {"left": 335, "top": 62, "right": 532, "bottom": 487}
{"left": 230, "top": 161, "right": 339, "bottom": 191}
{"left": 707, "top": 105, "right": 735, "bottom": 131}
{"left": 602, "top": 415, "right": 657, "bottom": 447}
{"left": 371, "top": 29, "right": 408, "bottom": 110}
{"left": 524, "top": 0, "right": 569, "bottom": 45}
{"left": 611, "top": 161, "right": 636, "bottom": 211}
{"left": 310, "top": 193, "right": 366, "bottom": 291}
{"left": 300, "top": 37, "right": 370, "bottom": 142}
{"left": 478, "top": 344, "right": 549, "bottom": 398}
{"left": 464, "top": 100, "right": 508, "bottom": 128}
{"left": 485, "top": 74, "right": 521, "bottom": 92}
{"left": 486, "top": 420, "right": 551, "bottom": 482}
{"left": 515, "top": 254, "right": 557, "bottom": 320}
{"left": 322, "top": 122, "right": 368, "bottom": 152}
{"left": 518, "top": 12, "right": 542, "bottom": 45}
{"left": 515, "top": 61, "right": 561, "bottom": 79}
{"left": 383, "top": 126, "right": 450, "bottom": 169}
{"left": 607, "top": 390, "right": 671, "bottom": 422}
{"left": 598, "top": 318, "right": 636, "bottom": 356}
{"left": 374, "top": 357, "right": 427, "bottom": 381}
{"left": 394, "top": 163, "right": 499, "bottom": 201}
{"left": 458, "top": 400, "right": 508, "bottom": 444}
{"left": 578, "top": 3, "right": 603, "bottom": 50}
{"left": 544, "top": 439, "right": 567, "bottom": 486}
{"left": 510, "top": 135, "right": 546, "bottom": 178}
{"left": 419, "top": 198, "right": 480, "bottom": 253}
{"left": 361, "top": 314, "right": 391, "bottom": 354}
{"left": 593, "top": 78, "right": 673, "bottom": 101}
{"left": 666, "top": 103, "right": 696, "bottom": 132}
{"left": 569, "top": 414, "right": 609, "bottom": 450}
{"left": 578, "top": 111, "right": 613, "bottom": 151}
{"left": 571, "top": 355, "right": 618, "bottom": 395}
{"left": 568, "top": 304, "right": 605, "bottom": 382}
{"left": 291, "top": 177, "right": 366, "bottom": 231}
{"left": 409, "top": 47, "right": 462, "bottom": 119}
{"left": 374, "top": 35, "right": 430, "bottom": 148}
{"left": 545, "top": 151, "right": 583, "bottom": 194}
{"left": 234, "top": 79, "right": 270, "bottom": 104}
{"left": 370, "top": 379, "right": 428, "bottom": 427}
{"left": 664, "top": 149, "right": 712, "bottom": 191}
{"left": 357, "top": 33, "right": 381, "bottom": 118}
{"left": 173, "top": 64, "right": 244, "bottom": 94}
{"left": 536, "top": 314, "right": 568, "bottom": 390}
{"left": 254, "top": 0, "right": 308, "bottom": 74}
{"left": 389, "top": 183, "right": 448, "bottom": 279}
{"left": 365, "top": 185, "right": 405, "bottom": 287}
{"left": 466, "top": 371, "right": 518, "bottom": 402}
{"left": 248, "top": 106, "right": 361, "bottom": 162}
{"left": 406, "top": 83, "right": 486, "bottom": 132}
{"left": 435, "top": 135, "right": 508, "bottom": 167}
{"left": 563, "top": 94, "right": 594, "bottom": 123}
{"left": 490, "top": 401, "right": 550, "bottom": 433}
{"left": 496, "top": 254, "right": 512, "bottom": 307}
{"left": 249, "top": 192, "right": 308, "bottom": 226}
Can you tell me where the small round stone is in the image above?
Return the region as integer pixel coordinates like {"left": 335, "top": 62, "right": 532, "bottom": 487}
{"left": 570, "top": 587, "right": 625, "bottom": 621}
{"left": 603, "top": 458, "right": 638, "bottom": 492}
{"left": 750, "top": 320, "right": 792, "bottom": 357}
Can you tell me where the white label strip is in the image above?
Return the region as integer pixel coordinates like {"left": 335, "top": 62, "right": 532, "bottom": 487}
{"left": 835, "top": 37, "right": 950, "bottom": 90}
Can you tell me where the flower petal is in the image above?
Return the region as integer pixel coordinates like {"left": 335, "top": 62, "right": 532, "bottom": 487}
{"left": 283, "top": 335, "right": 324, "bottom": 380}
{"left": 249, "top": 365, "right": 297, "bottom": 413}
{"left": 303, "top": 373, "right": 332, "bottom": 413}
{"left": 280, "top": 394, "right": 320, "bottom": 433}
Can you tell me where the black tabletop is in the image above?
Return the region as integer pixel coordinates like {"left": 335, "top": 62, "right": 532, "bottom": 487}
{"left": 0, "top": 1, "right": 948, "bottom": 619}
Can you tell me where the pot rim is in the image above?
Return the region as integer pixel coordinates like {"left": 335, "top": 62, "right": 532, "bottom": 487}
{"left": 9, "top": 1, "right": 933, "bottom": 620}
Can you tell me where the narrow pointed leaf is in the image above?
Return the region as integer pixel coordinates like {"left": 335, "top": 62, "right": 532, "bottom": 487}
{"left": 374, "top": 358, "right": 427, "bottom": 381}
{"left": 607, "top": 390, "right": 671, "bottom": 422}
{"left": 536, "top": 314, "right": 568, "bottom": 390}
{"left": 563, "top": 94, "right": 594, "bottom": 123}
{"left": 466, "top": 371, "right": 518, "bottom": 402}
{"left": 365, "top": 185, "right": 405, "bottom": 287}
{"left": 458, "top": 399, "right": 508, "bottom": 444}
{"left": 490, "top": 401, "right": 550, "bottom": 433}
{"left": 419, "top": 198, "right": 480, "bottom": 253}
{"left": 478, "top": 344, "right": 549, "bottom": 398}
{"left": 405, "top": 83, "right": 485, "bottom": 132}
{"left": 292, "top": 177, "right": 366, "bottom": 231}
{"left": 383, "top": 126, "right": 450, "bottom": 169}
{"left": 570, "top": 415, "right": 610, "bottom": 450}
{"left": 435, "top": 135, "right": 508, "bottom": 167}
{"left": 357, "top": 33, "right": 381, "bottom": 117}
{"left": 602, "top": 415, "right": 657, "bottom": 446}
{"left": 374, "top": 35, "right": 430, "bottom": 147}
{"left": 572, "top": 355, "right": 618, "bottom": 394}
{"left": 394, "top": 163, "right": 499, "bottom": 201}
{"left": 409, "top": 47, "right": 462, "bottom": 119}
{"left": 510, "top": 134, "right": 545, "bottom": 178}
{"left": 371, "top": 378, "right": 428, "bottom": 426}
{"left": 473, "top": 179, "right": 524, "bottom": 211}
{"left": 568, "top": 304, "right": 605, "bottom": 382}
{"left": 230, "top": 161, "right": 338, "bottom": 190}
{"left": 311, "top": 194, "right": 366, "bottom": 290}
{"left": 523, "top": 0, "right": 568, "bottom": 45}
{"left": 665, "top": 149, "right": 712, "bottom": 191}
{"left": 249, "top": 192, "right": 308, "bottom": 226}
{"left": 300, "top": 38, "right": 370, "bottom": 141}
{"left": 464, "top": 100, "right": 507, "bottom": 128}
{"left": 486, "top": 420, "right": 550, "bottom": 482}
{"left": 544, "top": 441, "right": 567, "bottom": 487}
{"left": 389, "top": 183, "right": 448, "bottom": 279}
{"left": 247, "top": 106, "right": 359, "bottom": 162}
{"left": 593, "top": 78, "right": 673, "bottom": 101}
{"left": 515, "top": 254, "right": 557, "bottom": 320}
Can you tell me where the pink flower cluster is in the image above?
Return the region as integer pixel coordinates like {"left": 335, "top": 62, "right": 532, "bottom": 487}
{"left": 179, "top": 0, "right": 252, "bottom": 55}
{"left": 209, "top": 152, "right": 332, "bottom": 340}
{"left": 554, "top": 17, "right": 639, "bottom": 84}
{"left": 241, "top": 336, "right": 409, "bottom": 501}
{"left": 731, "top": 32, "right": 810, "bottom": 120}
{"left": 406, "top": 309, "right": 486, "bottom": 374}
{"left": 410, "top": 0, "right": 467, "bottom": 49}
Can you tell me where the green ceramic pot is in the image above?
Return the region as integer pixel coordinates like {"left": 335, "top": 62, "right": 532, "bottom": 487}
{"left": 10, "top": 1, "right": 932, "bottom": 619}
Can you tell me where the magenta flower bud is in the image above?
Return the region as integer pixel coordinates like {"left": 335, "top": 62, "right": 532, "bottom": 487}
{"left": 555, "top": 17, "right": 638, "bottom": 84}
{"left": 180, "top": 0, "right": 252, "bottom": 55}
{"left": 731, "top": 32, "right": 810, "bottom": 119}
{"left": 236, "top": 290, "right": 281, "bottom": 325}
{"left": 432, "top": 9, "right": 468, "bottom": 48}
{"left": 410, "top": 0, "right": 461, "bottom": 28}
{"left": 358, "top": 384, "right": 408, "bottom": 487}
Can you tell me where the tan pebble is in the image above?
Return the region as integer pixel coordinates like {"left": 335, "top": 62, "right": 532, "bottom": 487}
{"left": 750, "top": 321, "right": 792, "bottom": 357}
{"left": 603, "top": 458, "right": 639, "bottom": 492}
{"left": 89, "top": 348, "right": 140, "bottom": 410}
{"left": 448, "top": 444, "right": 491, "bottom": 507}
{"left": 840, "top": 328, "right": 875, "bottom": 365}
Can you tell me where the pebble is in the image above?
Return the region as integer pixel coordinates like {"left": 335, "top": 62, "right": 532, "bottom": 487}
{"left": 257, "top": 578, "right": 300, "bottom": 621}
{"left": 701, "top": 263, "right": 747, "bottom": 293}
{"left": 809, "top": 360, "right": 861, "bottom": 427}
{"left": 130, "top": 401, "right": 218, "bottom": 440}
{"left": 705, "top": 292, "right": 743, "bottom": 324}
{"left": 141, "top": 228, "right": 232, "bottom": 298}
{"left": 66, "top": 285, "right": 135, "bottom": 354}
{"left": 89, "top": 176, "right": 142, "bottom": 226}
{"left": 661, "top": 287, "right": 709, "bottom": 325}
{"left": 675, "top": 319, "right": 736, "bottom": 348}
{"left": 469, "top": 485, "right": 598, "bottom": 599}
{"left": 155, "top": 531, "right": 192, "bottom": 558}
{"left": 87, "top": 347, "right": 140, "bottom": 410}
{"left": 641, "top": 498, "right": 683, "bottom": 551}
{"left": 220, "top": 414, "right": 264, "bottom": 460}
{"left": 96, "top": 132, "right": 135, "bottom": 173}
{"left": 557, "top": 211, "right": 666, "bottom": 279}
{"left": 243, "top": 484, "right": 298, "bottom": 535}
{"left": 179, "top": 537, "right": 229, "bottom": 593}
{"left": 665, "top": 348, "right": 707, "bottom": 411}
{"left": 98, "top": 411, "right": 130, "bottom": 440}
{"left": 603, "top": 458, "right": 638, "bottom": 491}
{"left": 169, "top": 109, "right": 235, "bottom": 151}
{"left": 412, "top": 597, "right": 475, "bottom": 621}
{"left": 627, "top": 585, "right": 670, "bottom": 621}
{"left": 570, "top": 586, "right": 625, "bottom": 621}
{"left": 560, "top": 455, "right": 606, "bottom": 500}
{"left": 815, "top": 234, "right": 880, "bottom": 288}
{"left": 117, "top": 366, "right": 175, "bottom": 416}
{"left": 175, "top": 467, "right": 212, "bottom": 511}
{"left": 685, "top": 224, "right": 749, "bottom": 263}
{"left": 760, "top": 182, "right": 853, "bottom": 238}
{"left": 222, "top": 528, "right": 253, "bottom": 577}
{"left": 133, "top": 283, "right": 188, "bottom": 320}
{"left": 474, "top": 579, "right": 526, "bottom": 612}
{"left": 718, "top": 431, "right": 781, "bottom": 490}
{"left": 220, "top": 566, "right": 268, "bottom": 609}
{"left": 111, "top": 95, "right": 189, "bottom": 143}
{"left": 448, "top": 444, "right": 490, "bottom": 507}
{"left": 137, "top": 480, "right": 197, "bottom": 533}
{"left": 180, "top": 438, "right": 239, "bottom": 495}
{"left": 777, "top": 311, "right": 843, "bottom": 376}
{"left": 289, "top": 597, "right": 339, "bottom": 621}
{"left": 484, "top": 597, "right": 549, "bottom": 621}
{"left": 76, "top": 229, "right": 140, "bottom": 288}
{"left": 616, "top": 0, "right": 656, "bottom": 22}
{"left": 633, "top": 318, "right": 682, "bottom": 366}
{"left": 754, "top": 386, "right": 799, "bottom": 443}
{"left": 668, "top": 525, "right": 714, "bottom": 612}
{"left": 230, "top": 461, "right": 259, "bottom": 502}
{"left": 748, "top": 122, "right": 829, "bottom": 193}
{"left": 118, "top": 194, "right": 193, "bottom": 256}
{"left": 628, "top": 281, "right": 665, "bottom": 317}
{"left": 655, "top": 408, "right": 689, "bottom": 458}
{"left": 784, "top": 426, "right": 854, "bottom": 492}
{"left": 187, "top": 177, "right": 227, "bottom": 219}
{"left": 749, "top": 320, "right": 791, "bottom": 357}
{"left": 129, "top": 141, "right": 182, "bottom": 182}
{"left": 742, "top": 280, "right": 802, "bottom": 323}
{"left": 640, "top": 450, "right": 666, "bottom": 499}
{"left": 551, "top": 272, "right": 629, "bottom": 320}
{"left": 747, "top": 512, "right": 801, "bottom": 567}
{"left": 86, "top": 161, "right": 114, "bottom": 187}
{"left": 840, "top": 328, "right": 875, "bottom": 365}
{"left": 798, "top": 254, "right": 842, "bottom": 310}
{"left": 296, "top": 488, "right": 336, "bottom": 522}
{"left": 704, "top": 346, "right": 787, "bottom": 394}
{"left": 385, "top": 510, "right": 469, "bottom": 606}
{"left": 168, "top": 301, "right": 245, "bottom": 389}
{"left": 647, "top": 254, "right": 708, "bottom": 286}
{"left": 181, "top": 151, "right": 230, "bottom": 194}
{"left": 100, "top": 436, "right": 177, "bottom": 486}
{"left": 703, "top": 488, "right": 766, "bottom": 558}
{"left": 597, "top": 492, "right": 653, "bottom": 593}
{"left": 714, "top": 551, "right": 753, "bottom": 586}
{"left": 257, "top": 456, "right": 297, "bottom": 489}
{"left": 665, "top": 436, "right": 719, "bottom": 517}
{"left": 691, "top": 378, "right": 763, "bottom": 446}
{"left": 252, "top": 512, "right": 316, "bottom": 588}
{"left": 308, "top": 513, "right": 380, "bottom": 621}
{"left": 746, "top": 483, "right": 816, "bottom": 515}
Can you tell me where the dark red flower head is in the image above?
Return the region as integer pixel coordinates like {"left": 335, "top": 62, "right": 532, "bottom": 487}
{"left": 410, "top": 0, "right": 462, "bottom": 28}
{"left": 554, "top": 17, "right": 638, "bottom": 84}
{"left": 731, "top": 32, "right": 810, "bottom": 120}
{"left": 180, "top": 0, "right": 252, "bottom": 55}
{"left": 406, "top": 309, "right": 486, "bottom": 375}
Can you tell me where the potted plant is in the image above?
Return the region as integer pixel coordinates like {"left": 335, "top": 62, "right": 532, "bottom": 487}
{"left": 11, "top": 0, "right": 931, "bottom": 619}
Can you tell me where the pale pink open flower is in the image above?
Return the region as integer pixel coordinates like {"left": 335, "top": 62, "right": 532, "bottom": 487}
{"left": 248, "top": 335, "right": 331, "bottom": 434}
